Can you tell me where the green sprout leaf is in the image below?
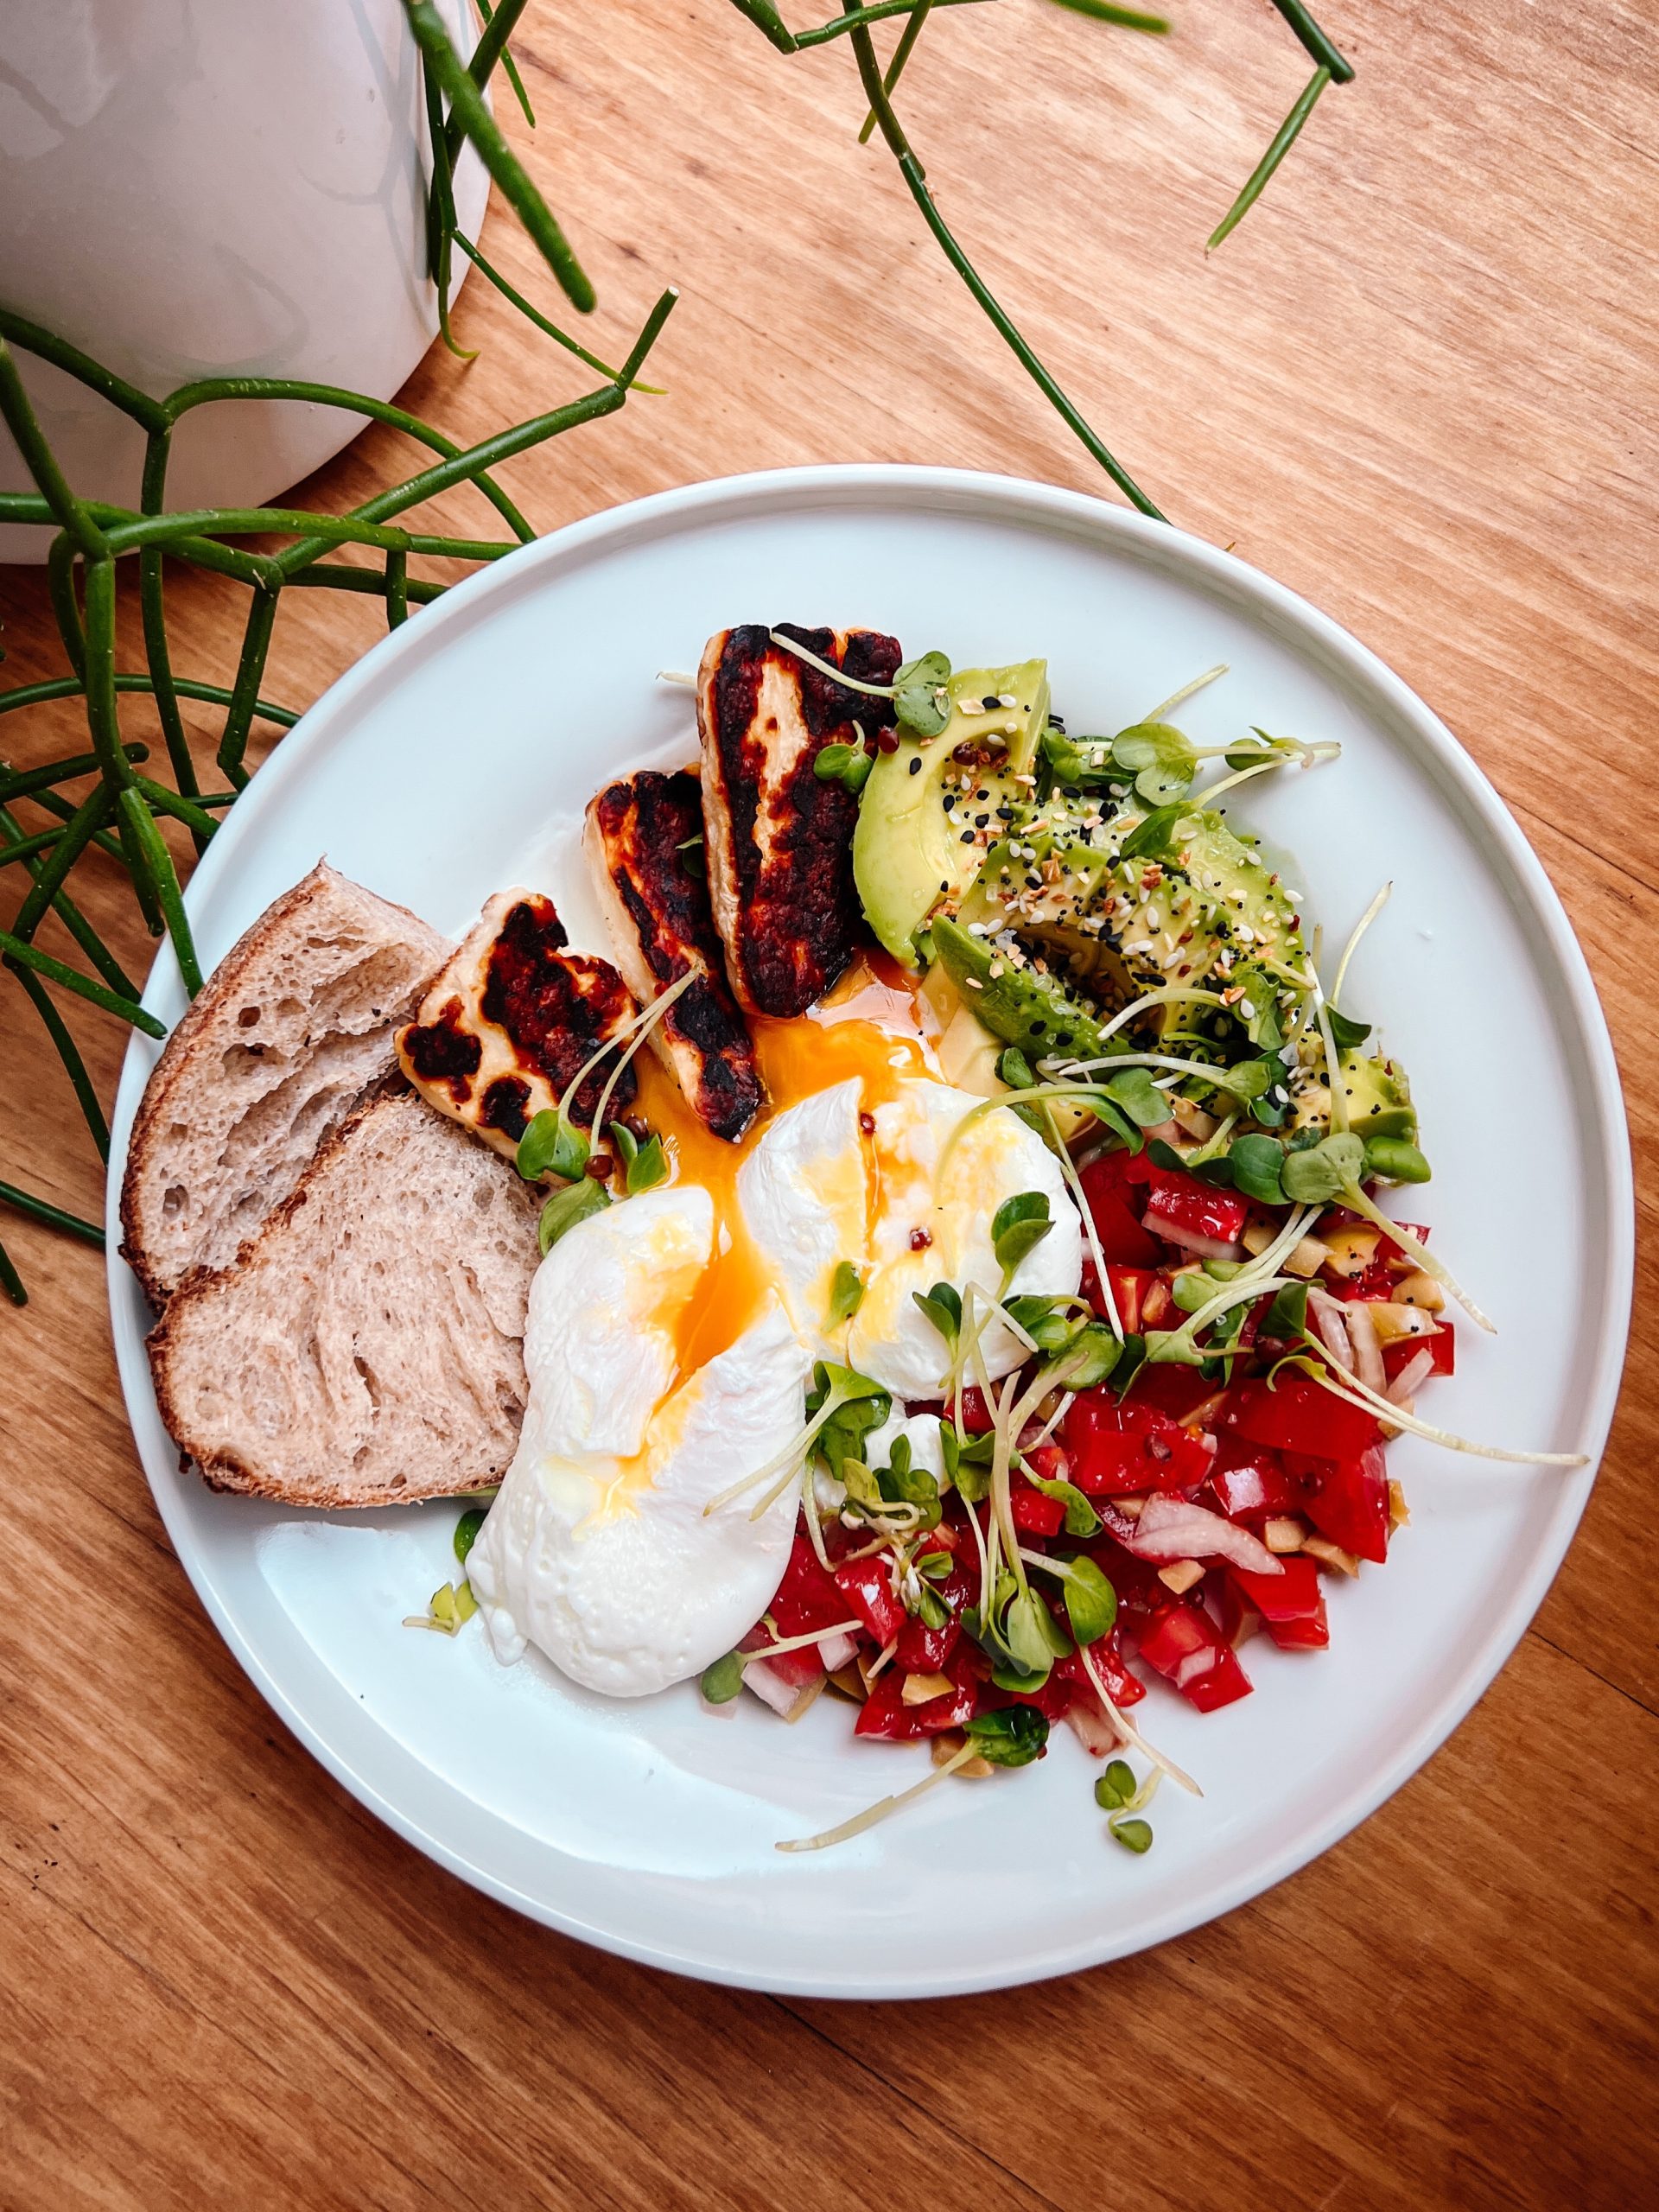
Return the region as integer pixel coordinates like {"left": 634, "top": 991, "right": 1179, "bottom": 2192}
{"left": 1111, "top": 720, "right": 1197, "bottom": 804}
{"left": 963, "top": 1705, "right": 1050, "bottom": 1768}
{"left": 940, "top": 1419, "right": 995, "bottom": 1502}
{"left": 814, "top": 741, "right": 874, "bottom": 792}
{"left": 1263, "top": 1281, "right": 1310, "bottom": 1340}
{"left": 993, "top": 1190, "right": 1052, "bottom": 1284}
{"left": 828, "top": 1260, "right": 866, "bottom": 1325}
{"left": 806, "top": 1360, "right": 892, "bottom": 1482}
{"left": 1327, "top": 1005, "right": 1372, "bottom": 1052}
{"left": 1094, "top": 1758, "right": 1137, "bottom": 1810}
{"left": 1003, "top": 1294, "right": 1084, "bottom": 1351}
{"left": 1281, "top": 1130, "right": 1366, "bottom": 1205}
{"left": 1043, "top": 1320, "right": 1122, "bottom": 1392}
{"left": 912, "top": 1280, "right": 962, "bottom": 1351}
{"left": 1119, "top": 802, "right": 1185, "bottom": 860}
{"left": 518, "top": 1106, "right": 588, "bottom": 1182}
{"left": 701, "top": 1651, "right": 743, "bottom": 1704}
{"left": 626, "top": 1132, "right": 668, "bottom": 1193}
{"left": 997, "top": 1043, "right": 1038, "bottom": 1090}
{"left": 1054, "top": 1553, "right": 1118, "bottom": 1644}
{"left": 915, "top": 1583, "right": 950, "bottom": 1630}
{"left": 893, "top": 653, "right": 953, "bottom": 739}
{"left": 1103, "top": 1066, "right": 1171, "bottom": 1128}
{"left": 1109, "top": 1815, "right": 1154, "bottom": 1853}
{"left": 538, "top": 1175, "right": 608, "bottom": 1254}
{"left": 1020, "top": 1459, "right": 1101, "bottom": 1538}
{"left": 1363, "top": 1135, "right": 1432, "bottom": 1185}
{"left": 1228, "top": 1131, "right": 1287, "bottom": 1204}
{"left": 453, "top": 1507, "right": 486, "bottom": 1566}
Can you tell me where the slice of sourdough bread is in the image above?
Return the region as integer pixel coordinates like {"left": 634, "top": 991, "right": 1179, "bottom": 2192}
{"left": 148, "top": 1086, "right": 541, "bottom": 1505}
{"left": 120, "top": 861, "right": 449, "bottom": 1305}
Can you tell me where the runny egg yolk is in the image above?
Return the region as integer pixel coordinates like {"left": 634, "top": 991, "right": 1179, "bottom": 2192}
{"left": 628, "top": 953, "right": 936, "bottom": 1373}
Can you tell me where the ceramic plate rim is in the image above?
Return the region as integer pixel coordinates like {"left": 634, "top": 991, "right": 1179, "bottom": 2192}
{"left": 105, "top": 464, "right": 1634, "bottom": 1997}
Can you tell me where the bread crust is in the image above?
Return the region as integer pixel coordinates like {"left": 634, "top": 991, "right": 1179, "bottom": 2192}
{"left": 119, "top": 860, "right": 448, "bottom": 1306}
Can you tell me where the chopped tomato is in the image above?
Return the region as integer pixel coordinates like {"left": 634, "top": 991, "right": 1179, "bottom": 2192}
{"left": 1078, "top": 1154, "right": 1164, "bottom": 1267}
{"left": 1056, "top": 1630, "right": 1147, "bottom": 1708}
{"left": 739, "top": 1623, "right": 823, "bottom": 1690}
{"left": 895, "top": 1611, "right": 962, "bottom": 1674}
{"left": 1010, "top": 1481, "right": 1069, "bottom": 1536}
{"left": 1228, "top": 1556, "right": 1330, "bottom": 1649}
{"left": 834, "top": 1557, "right": 906, "bottom": 1647}
{"left": 854, "top": 1668, "right": 976, "bottom": 1739}
{"left": 978, "top": 1671, "right": 1074, "bottom": 1720}
{"left": 1135, "top": 1601, "right": 1254, "bottom": 1711}
{"left": 1141, "top": 1170, "right": 1249, "bottom": 1252}
{"left": 1128, "top": 1363, "right": 1220, "bottom": 1421}
{"left": 1287, "top": 1444, "right": 1390, "bottom": 1564}
{"left": 1382, "top": 1325, "right": 1455, "bottom": 1378}
{"left": 1224, "top": 1372, "right": 1382, "bottom": 1460}
{"left": 957, "top": 1386, "right": 996, "bottom": 1436}
{"left": 1102, "top": 1264, "right": 1156, "bottom": 1335}
{"left": 1064, "top": 1393, "right": 1212, "bottom": 1495}
{"left": 1205, "top": 1434, "right": 1300, "bottom": 1522}
{"left": 768, "top": 1532, "right": 853, "bottom": 1638}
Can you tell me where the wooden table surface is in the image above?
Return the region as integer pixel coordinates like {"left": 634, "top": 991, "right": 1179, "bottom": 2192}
{"left": 3, "top": 4, "right": 1655, "bottom": 2206}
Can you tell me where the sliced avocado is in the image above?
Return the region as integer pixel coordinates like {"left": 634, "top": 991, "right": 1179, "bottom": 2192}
{"left": 853, "top": 660, "right": 1050, "bottom": 965}
{"left": 931, "top": 916, "right": 1110, "bottom": 1061}
{"left": 1287, "top": 1048, "right": 1416, "bottom": 1141}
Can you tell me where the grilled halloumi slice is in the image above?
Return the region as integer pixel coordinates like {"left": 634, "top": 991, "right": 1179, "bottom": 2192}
{"left": 698, "top": 622, "right": 902, "bottom": 1017}
{"left": 397, "top": 889, "right": 638, "bottom": 1163}
{"left": 584, "top": 770, "right": 763, "bottom": 1143}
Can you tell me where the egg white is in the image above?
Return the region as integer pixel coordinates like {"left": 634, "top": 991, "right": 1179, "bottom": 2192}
{"left": 741, "top": 1075, "right": 1082, "bottom": 1400}
{"left": 467, "top": 1188, "right": 811, "bottom": 1695}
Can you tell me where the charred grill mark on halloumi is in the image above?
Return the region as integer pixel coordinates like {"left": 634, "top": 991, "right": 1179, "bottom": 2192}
{"left": 583, "top": 771, "right": 763, "bottom": 1143}
{"left": 698, "top": 623, "right": 902, "bottom": 1017}
{"left": 397, "top": 890, "right": 637, "bottom": 1160}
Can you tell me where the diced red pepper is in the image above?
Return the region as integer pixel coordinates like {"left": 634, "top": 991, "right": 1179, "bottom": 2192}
{"left": 854, "top": 1668, "right": 976, "bottom": 1739}
{"left": 1064, "top": 1393, "right": 1213, "bottom": 1496}
{"left": 1101, "top": 1264, "right": 1155, "bottom": 1335}
{"left": 1010, "top": 1482, "right": 1069, "bottom": 1536}
{"left": 1141, "top": 1169, "right": 1249, "bottom": 1252}
{"left": 1205, "top": 1434, "right": 1300, "bottom": 1523}
{"left": 1287, "top": 1443, "right": 1390, "bottom": 1565}
{"left": 738, "top": 1623, "right": 824, "bottom": 1690}
{"left": 957, "top": 1386, "right": 996, "bottom": 1436}
{"left": 1210, "top": 1571, "right": 1251, "bottom": 1649}
{"left": 1078, "top": 1155, "right": 1165, "bottom": 1267}
{"left": 895, "top": 1611, "right": 962, "bottom": 1673}
{"left": 834, "top": 1557, "right": 906, "bottom": 1647}
{"left": 1128, "top": 1363, "right": 1224, "bottom": 1421}
{"left": 977, "top": 1671, "right": 1074, "bottom": 1721}
{"left": 1055, "top": 1630, "right": 1147, "bottom": 1708}
{"left": 1224, "top": 1372, "right": 1382, "bottom": 1460}
{"left": 1135, "top": 1602, "right": 1254, "bottom": 1712}
{"left": 1228, "top": 1556, "right": 1330, "bottom": 1649}
{"left": 1382, "top": 1325, "right": 1455, "bottom": 1378}
{"left": 769, "top": 1531, "right": 855, "bottom": 1639}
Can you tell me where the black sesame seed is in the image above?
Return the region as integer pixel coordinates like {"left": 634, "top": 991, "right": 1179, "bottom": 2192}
{"left": 908, "top": 756, "right": 922, "bottom": 776}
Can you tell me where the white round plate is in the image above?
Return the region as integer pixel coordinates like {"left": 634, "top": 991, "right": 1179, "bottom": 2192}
{"left": 108, "top": 467, "right": 1632, "bottom": 1998}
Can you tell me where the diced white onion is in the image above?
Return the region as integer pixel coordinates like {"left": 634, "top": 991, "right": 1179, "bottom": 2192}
{"left": 1387, "top": 1345, "right": 1436, "bottom": 1406}
{"left": 1342, "top": 1299, "right": 1387, "bottom": 1395}
{"left": 744, "top": 1660, "right": 799, "bottom": 1717}
{"left": 1128, "top": 1492, "right": 1282, "bottom": 1576}
{"left": 818, "top": 1630, "right": 857, "bottom": 1673}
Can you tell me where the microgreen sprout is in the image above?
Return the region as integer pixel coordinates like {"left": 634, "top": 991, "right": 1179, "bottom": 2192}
{"left": 403, "top": 1579, "right": 478, "bottom": 1636}
{"left": 537, "top": 1175, "right": 609, "bottom": 1255}
{"left": 828, "top": 1260, "right": 867, "bottom": 1325}
{"left": 1291, "top": 1338, "right": 1587, "bottom": 1467}
{"left": 453, "top": 1507, "right": 487, "bottom": 1566}
{"left": 703, "top": 1361, "right": 888, "bottom": 1520}
{"left": 1094, "top": 1758, "right": 1137, "bottom": 1811}
{"left": 992, "top": 1190, "right": 1052, "bottom": 1289}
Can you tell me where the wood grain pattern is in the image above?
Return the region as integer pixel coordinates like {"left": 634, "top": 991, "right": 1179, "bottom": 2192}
{"left": 3, "top": 3, "right": 1655, "bottom": 2205}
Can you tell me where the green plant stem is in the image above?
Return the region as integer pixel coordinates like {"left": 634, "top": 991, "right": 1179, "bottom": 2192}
{"left": 797, "top": 0, "right": 987, "bottom": 45}
{"left": 1046, "top": 0, "right": 1168, "bottom": 29}
{"left": 1268, "top": 0, "right": 1353, "bottom": 82}
{"left": 858, "top": 0, "right": 934, "bottom": 143}
{"left": 848, "top": 14, "right": 1165, "bottom": 518}
{"left": 133, "top": 777, "right": 226, "bottom": 841}
{"left": 729, "top": 0, "right": 799, "bottom": 50}
{"left": 216, "top": 586, "right": 283, "bottom": 786}
{"left": 0, "top": 309, "right": 166, "bottom": 431}
{"left": 449, "top": 235, "right": 664, "bottom": 391}
{"left": 0, "top": 824, "right": 70, "bottom": 868}
{"left": 284, "top": 564, "right": 447, "bottom": 607}
{"left": 10, "top": 782, "right": 117, "bottom": 942}
{"left": 0, "top": 931, "right": 165, "bottom": 1037}
{"left": 385, "top": 549, "right": 410, "bottom": 630}
{"left": 0, "top": 338, "right": 107, "bottom": 560}
{"left": 0, "top": 739, "right": 147, "bottom": 785}
{"left": 1207, "top": 65, "right": 1331, "bottom": 251}
{"left": 0, "top": 1237, "right": 23, "bottom": 1306}
{"left": 47, "top": 536, "right": 86, "bottom": 678}
{"left": 449, "top": 0, "right": 536, "bottom": 155}
{"left": 0, "top": 677, "right": 296, "bottom": 729}
{"left": 0, "top": 800, "right": 137, "bottom": 999}
{"left": 423, "top": 46, "right": 477, "bottom": 360}
{"left": 138, "top": 425, "right": 200, "bottom": 813}
{"left": 0, "top": 1178, "right": 105, "bottom": 1249}
{"left": 117, "top": 787, "right": 202, "bottom": 995}
{"left": 404, "top": 0, "right": 595, "bottom": 313}
{"left": 20, "top": 785, "right": 125, "bottom": 866}
{"left": 3, "top": 957, "right": 111, "bottom": 1157}
{"left": 80, "top": 560, "right": 163, "bottom": 935}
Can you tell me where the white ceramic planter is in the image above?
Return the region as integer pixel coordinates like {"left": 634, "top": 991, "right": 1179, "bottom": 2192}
{"left": 0, "top": 0, "right": 487, "bottom": 562}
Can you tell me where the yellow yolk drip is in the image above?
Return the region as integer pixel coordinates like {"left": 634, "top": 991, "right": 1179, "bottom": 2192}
{"left": 632, "top": 953, "right": 934, "bottom": 1372}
